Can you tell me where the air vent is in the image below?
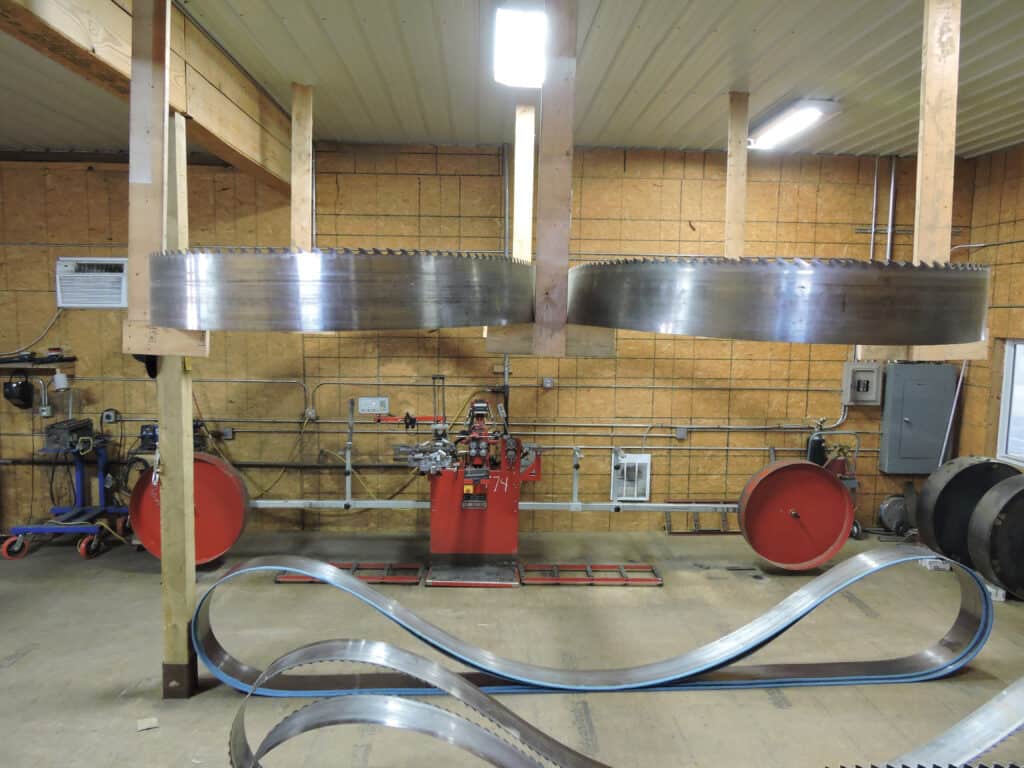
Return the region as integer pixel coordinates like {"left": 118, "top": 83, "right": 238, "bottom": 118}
{"left": 56, "top": 258, "right": 128, "bottom": 309}
{"left": 610, "top": 452, "right": 652, "bottom": 502}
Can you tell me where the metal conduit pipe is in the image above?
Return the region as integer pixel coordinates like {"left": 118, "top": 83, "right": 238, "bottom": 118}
{"left": 868, "top": 155, "right": 880, "bottom": 262}
{"left": 0, "top": 416, "right": 873, "bottom": 439}
{"left": 502, "top": 143, "right": 510, "bottom": 257}
{"left": 885, "top": 156, "right": 897, "bottom": 264}
{"left": 75, "top": 376, "right": 311, "bottom": 411}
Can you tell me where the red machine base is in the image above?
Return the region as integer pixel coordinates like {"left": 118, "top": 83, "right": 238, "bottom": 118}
{"left": 428, "top": 467, "right": 521, "bottom": 558}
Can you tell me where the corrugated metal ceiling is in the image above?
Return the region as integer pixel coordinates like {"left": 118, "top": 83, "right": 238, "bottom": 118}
{"left": 2, "top": 0, "right": 1024, "bottom": 156}
{"left": 0, "top": 33, "right": 128, "bottom": 153}
{"left": 180, "top": 0, "right": 1024, "bottom": 157}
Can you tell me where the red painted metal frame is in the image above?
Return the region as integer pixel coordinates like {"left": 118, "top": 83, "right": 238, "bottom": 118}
{"left": 275, "top": 562, "right": 424, "bottom": 585}
{"left": 520, "top": 563, "right": 663, "bottom": 586}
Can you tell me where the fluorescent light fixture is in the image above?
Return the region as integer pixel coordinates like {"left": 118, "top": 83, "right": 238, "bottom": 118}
{"left": 493, "top": 8, "right": 547, "bottom": 88}
{"left": 749, "top": 99, "right": 840, "bottom": 150}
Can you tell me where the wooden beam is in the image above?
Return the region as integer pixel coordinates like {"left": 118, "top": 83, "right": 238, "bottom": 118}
{"left": 532, "top": 0, "right": 577, "bottom": 358}
{"left": 512, "top": 104, "right": 536, "bottom": 264}
{"left": 0, "top": 0, "right": 289, "bottom": 191}
{"left": 124, "top": 0, "right": 168, "bottom": 328}
{"left": 122, "top": 0, "right": 206, "bottom": 356}
{"left": 724, "top": 91, "right": 749, "bottom": 260}
{"left": 290, "top": 83, "right": 314, "bottom": 250}
{"left": 859, "top": 0, "right": 986, "bottom": 363}
{"left": 914, "top": 0, "right": 961, "bottom": 265}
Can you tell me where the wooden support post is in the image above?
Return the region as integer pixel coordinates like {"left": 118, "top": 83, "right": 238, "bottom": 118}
{"left": 914, "top": 0, "right": 961, "bottom": 266}
{"left": 158, "top": 112, "right": 197, "bottom": 699}
{"left": 157, "top": 355, "right": 196, "bottom": 698}
{"left": 532, "top": 0, "right": 576, "bottom": 358}
{"left": 512, "top": 104, "right": 536, "bottom": 264}
{"left": 123, "top": 0, "right": 197, "bottom": 698}
{"left": 125, "top": 0, "right": 168, "bottom": 329}
{"left": 725, "top": 91, "right": 749, "bottom": 260}
{"left": 291, "top": 83, "right": 314, "bottom": 250}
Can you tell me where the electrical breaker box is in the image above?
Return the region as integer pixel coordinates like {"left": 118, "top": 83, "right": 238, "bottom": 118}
{"left": 879, "top": 363, "right": 958, "bottom": 474}
{"left": 358, "top": 396, "right": 389, "bottom": 415}
{"left": 841, "top": 361, "right": 883, "bottom": 406}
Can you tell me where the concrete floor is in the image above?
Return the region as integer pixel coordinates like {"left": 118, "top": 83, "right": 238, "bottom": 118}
{"left": 1, "top": 531, "right": 1022, "bottom": 768}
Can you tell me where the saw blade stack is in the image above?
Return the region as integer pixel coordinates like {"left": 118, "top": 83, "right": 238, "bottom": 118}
{"left": 149, "top": 249, "right": 989, "bottom": 345}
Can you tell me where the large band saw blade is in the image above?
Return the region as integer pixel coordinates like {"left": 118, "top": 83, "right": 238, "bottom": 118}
{"left": 567, "top": 257, "right": 989, "bottom": 345}
{"left": 150, "top": 248, "right": 535, "bottom": 332}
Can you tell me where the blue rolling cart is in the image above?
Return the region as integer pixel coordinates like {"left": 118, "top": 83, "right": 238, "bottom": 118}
{"left": 2, "top": 426, "right": 129, "bottom": 560}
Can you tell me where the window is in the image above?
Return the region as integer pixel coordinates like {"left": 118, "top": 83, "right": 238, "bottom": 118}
{"left": 998, "top": 340, "right": 1024, "bottom": 464}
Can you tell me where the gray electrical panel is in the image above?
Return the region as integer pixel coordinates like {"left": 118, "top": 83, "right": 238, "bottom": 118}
{"left": 879, "top": 363, "right": 958, "bottom": 474}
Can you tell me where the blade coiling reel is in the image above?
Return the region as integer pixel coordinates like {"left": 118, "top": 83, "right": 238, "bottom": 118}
{"left": 150, "top": 249, "right": 989, "bottom": 345}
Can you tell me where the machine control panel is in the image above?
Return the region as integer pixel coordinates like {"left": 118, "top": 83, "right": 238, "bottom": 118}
{"left": 358, "top": 396, "right": 390, "bottom": 414}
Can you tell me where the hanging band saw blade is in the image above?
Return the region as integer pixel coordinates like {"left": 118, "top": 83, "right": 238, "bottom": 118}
{"left": 149, "top": 248, "right": 536, "bottom": 332}
{"left": 567, "top": 256, "right": 989, "bottom": 345}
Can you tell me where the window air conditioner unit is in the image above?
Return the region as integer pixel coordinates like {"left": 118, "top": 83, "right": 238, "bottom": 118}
{"left": 56, "top": 258, "right": 128, "bottom": 309}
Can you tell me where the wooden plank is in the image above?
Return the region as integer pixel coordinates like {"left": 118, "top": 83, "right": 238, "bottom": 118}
{"left": 0, "top": 0, "right": 289, "bottom": 191}
{"left": 857, "top": 342, "right": 987, "bottom": 362}
{"left": 532, "top": 0, "right": 577, "bottom": 358}
{"left": 724, "top": 91, "right": 748, "bottom": 260}
{"left": 167, "top": 112, "right": 189, "bottom": 250}
{"left": 0, "top": 0, "right": 131, "bottom": 98}
{"left": 290, "top": 83, "right": 314, "bottom": 250}
{"left": 913, "top": 0, "right": 961, "bottom": 266}
{"left": 183, "top": 17, "right": 290, "bottom": 147}
{"left": 122, "top": 0, "right": 206, "bottom": 356}
{"left": 185, "top": 65, "right": 290, "bottom": 192}
{"left": 512, "top": 104, "right": 536, "bottom": 264}
{"left": 124, "top": 0, "right": 167, "bottom": 329}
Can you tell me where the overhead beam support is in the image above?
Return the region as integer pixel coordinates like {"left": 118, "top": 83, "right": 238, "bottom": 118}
{"left": 913, "top": 0, "right": 961, "bottom": 266}
{"left": 858, "top": 0, "right": 985, "bottom": 363}
{"left": 512, "top": 104, "right": 536, "bottom": 264}
{"left": 0, "top": 0, "right": 290, "bottom": 193}
{"left": 532, "top": 0, "right": 577, "bottom": 358}
{"left": 290, "top": 83, "right": 314, "bottom": 250}
{"left": 724, "top": 91, "right": 749, "bottom": 260}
